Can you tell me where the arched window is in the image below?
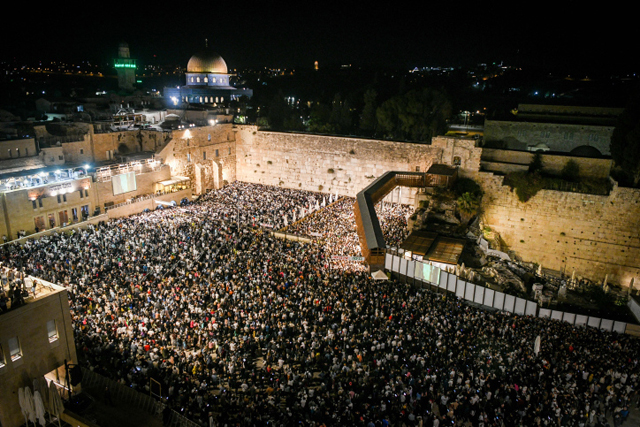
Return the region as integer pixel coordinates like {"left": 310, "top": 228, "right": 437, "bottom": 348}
{"left": 204, "top": 77, "right": 208, "bottom": 83}
{"left": 199, "top": 97, "right": 203, "bottom": 103}
{"left": 196, "top": 77, "right": 200, "bottom": 83}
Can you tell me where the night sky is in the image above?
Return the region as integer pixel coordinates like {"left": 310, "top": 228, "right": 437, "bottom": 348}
{"left": 2, "top": 3, "right": 633, "bottom": 74}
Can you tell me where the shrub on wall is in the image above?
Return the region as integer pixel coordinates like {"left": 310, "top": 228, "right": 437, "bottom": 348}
{"left": 505, "top": 171, "right": 545, "bottom": 202}
{"left": 560, "top": 159, "right": 580, "bottom": 182}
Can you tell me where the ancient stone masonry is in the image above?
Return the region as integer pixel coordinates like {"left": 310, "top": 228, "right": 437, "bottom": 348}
{"left": 234, "top": 127, "right": 458, "bottom": 205}
{"left": 475, "top": 171, "right": 640, "bottom": 286}
{"left": 156, "top": 126, "right": 236, "bottom": 194}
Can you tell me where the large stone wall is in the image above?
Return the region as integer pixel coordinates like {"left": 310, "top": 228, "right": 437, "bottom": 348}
{"left": 475, "top": 171, "right": 640, "bottom": 287}
{"left": 233, "top": 127, "right": 478, "bottom": 205}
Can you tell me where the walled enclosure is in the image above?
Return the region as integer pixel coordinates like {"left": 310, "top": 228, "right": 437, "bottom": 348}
{"left": 231, "top": 127, "right": 640, "bottom": 287}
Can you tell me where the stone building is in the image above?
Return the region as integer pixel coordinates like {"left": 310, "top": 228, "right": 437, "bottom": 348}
{"left": 0, "top": 277, "right": 78, "bottom": 427}
{"left": 484, "top": 103, "right": 622, "bottom": 156}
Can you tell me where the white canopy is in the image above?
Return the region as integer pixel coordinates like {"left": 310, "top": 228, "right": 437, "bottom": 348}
{"left": 371, "top": 270, "right": 388, "bottom": 281}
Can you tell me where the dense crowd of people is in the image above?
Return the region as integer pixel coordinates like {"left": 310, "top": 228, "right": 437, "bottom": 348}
{"left": 0, "top": 181, "right": 638, "bottom": 427}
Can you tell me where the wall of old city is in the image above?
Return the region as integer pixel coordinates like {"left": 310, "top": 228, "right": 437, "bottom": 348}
{"left": 474, "top": 171, "right": 640, "bottom": 286}
{"left": 233, "top": 127, "right": 482, "bottom": 205}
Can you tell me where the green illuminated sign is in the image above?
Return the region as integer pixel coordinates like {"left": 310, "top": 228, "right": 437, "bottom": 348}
{"left": 114, "top": 59, "right": 137, "bottom": 69}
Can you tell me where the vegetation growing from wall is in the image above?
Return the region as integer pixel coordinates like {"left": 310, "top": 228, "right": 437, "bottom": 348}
{"left": 505, "top": 156, "right": 612, "bottom": 202}
{"left": 505, "top": 170, "right": 612, "bottom": 202}
{"left": 453, "top": 177, "right": 483, "bottom": 224}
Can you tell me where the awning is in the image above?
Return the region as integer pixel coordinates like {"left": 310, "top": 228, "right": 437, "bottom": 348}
{"left": 371, "top": 270, "right": 388, "bottom": 280}
{"left": 158, "top": 176, "right": 190, "bottom": 186}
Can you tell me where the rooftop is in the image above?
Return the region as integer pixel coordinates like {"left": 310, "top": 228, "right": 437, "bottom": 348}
{"left": 0, "top": 266, "right": 65, "bottom": 317}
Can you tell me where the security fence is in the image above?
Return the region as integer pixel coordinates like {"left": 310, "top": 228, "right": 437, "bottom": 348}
{"left": 384, "top": 249, "right": 633, "bottom": 335}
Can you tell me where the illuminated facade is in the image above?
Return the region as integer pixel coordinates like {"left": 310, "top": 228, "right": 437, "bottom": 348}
{"left": 164, "top": 47, "right": 252, "bottom": 108}
{"left": 0, "top": 171, "right": 97, "bottom": 239}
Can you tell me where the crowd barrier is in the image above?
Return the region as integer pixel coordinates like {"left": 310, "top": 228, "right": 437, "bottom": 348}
{"left": 384, "top": 252, "right": 632, "bottom": 335}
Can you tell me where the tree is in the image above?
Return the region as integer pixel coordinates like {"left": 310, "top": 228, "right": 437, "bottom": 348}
{"left": 329, "top": 93, "right": 353, "bottom": 134}
{"left": 307, "top": 102, "right": 335, "bottom": 133}
{"left": 560, "top": 159, "right": 580, "bottom": 182}
{"left": 376, "top": 88, "right": 452, "bottom": 142}
{"left": 611, "top": 91, "right": 640, "bottom": 187}
{"left": 529, "top": 152, "right": 544, "bottom": 173}
{"left": 266, "top": 90, "right": 290, "bottom": 130}
{"left": 457, "top": 192, "right": 480, "bottom": 224}
{"left": 359, "top": 89, "right": 378, "bottom": 136}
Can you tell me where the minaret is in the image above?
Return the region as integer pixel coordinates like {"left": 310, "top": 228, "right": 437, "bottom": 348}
{"left": 114, "top": 42, "right": 137, "bottom": 92}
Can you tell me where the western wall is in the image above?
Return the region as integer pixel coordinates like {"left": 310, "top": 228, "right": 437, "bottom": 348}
{"left": 233, "top": 126, "right": 481, "bottom": 205}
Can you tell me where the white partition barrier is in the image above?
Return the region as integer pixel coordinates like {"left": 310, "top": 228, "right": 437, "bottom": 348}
{"left": 385, "top": 253, "right": 393, "bottom": 271}
{"left": 414, "top": 261, "right": 423, "bottom": 281}
{"left": 504, "top": 294, "right": 516, "bottom": 313}
{"left": 563, "top": 312, "right": 576, "bottom": 324}
{"left": 439, "top": 271, "right": 449, "bottom": 289}
{"left": 600, "top": 319, "right": 613, "bottom": 332}
{"left": 429, "top": 265, "right": 442, "bottom": 286}
{"left": 384, "top": 257, "right": 635, "bottom": 336}
{"left": 588, "top": 317, "right": 601, "bottom": 328}
{"left": 406, "top": 260, "right": 416, "bottom": 279}
{"left": 399, "top": 258, "right": 408, "bottom": 276}
{"left": 514, "top": 298, "right": 527, "bottom": 315}
{"left": 525, "top": 300, "right": 537, "bottom": 316}
{"left": 493, "top": 292, "right": 505, "bottom": 310}
{"left": 484, "top": 288, "right": 495, "bottom": 307}
{"left": 613, "top": 321, "right": 627, "bottom": 334}
{"left": 456, "top": 280, "right": 466, "bottom": 298}
{"left": 474, "top": 286, "right": 485, "bottom": 305}
{"left": 391, "top": 255, "right": 400, "bottom": 273}
{"left": 465, "top": 282, "right": 476, "bottom": 301}
{"left": 575, "top": 315, "right": 588, "bottom": 326}
{"left": 447, "top": 274, "right": 457, "bottom": 292}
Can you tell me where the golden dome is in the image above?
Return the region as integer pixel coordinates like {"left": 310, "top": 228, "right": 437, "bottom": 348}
{"left": 187, "top": 50, "right": 228, "bottom": 74}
